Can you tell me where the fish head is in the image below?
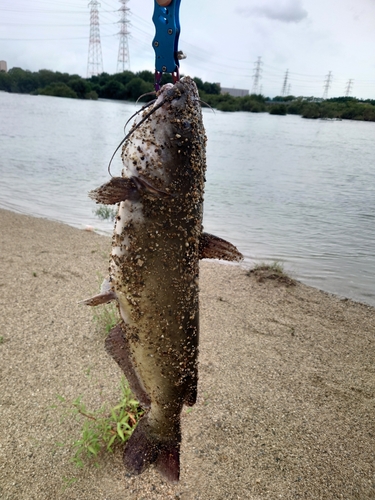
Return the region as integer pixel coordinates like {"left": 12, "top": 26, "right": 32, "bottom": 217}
{"left": 122, "top": 76, "right": 206, "bottom": 195}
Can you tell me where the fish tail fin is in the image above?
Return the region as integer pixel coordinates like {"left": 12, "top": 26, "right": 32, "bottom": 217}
{"left": 123, "top": 416, "right": 180, "bottom": 483}
{"left": 155, "top": 441, "right": 180, "bottom": 483}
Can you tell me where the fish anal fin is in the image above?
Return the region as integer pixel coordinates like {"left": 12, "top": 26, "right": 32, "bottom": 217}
{"left": 199, "top": 232, "right": 243, "bottom": 262}
{"left": 89, "top": 176, "right": 139, "bottom": 205}
{"left": 105, "top": 323, "right": 151, "bottom": 408}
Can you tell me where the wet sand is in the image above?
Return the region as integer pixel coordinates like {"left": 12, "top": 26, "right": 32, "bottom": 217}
{"left": 0, "top": 208, "right": 374, "bottom": 499}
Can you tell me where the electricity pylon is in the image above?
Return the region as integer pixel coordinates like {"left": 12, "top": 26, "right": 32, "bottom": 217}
{"left": 87, "top": 0, "right": 103, "bottom": 77}
{"left": 117, "top": 0, "right": 130, "bottom": 73}
{"left": 281, "top": 69, "right": 289, "bottom": 96}
{"left": 345, "top": 79, "right": 354, "bottom": 97}
{"left": 322, "top": 71, "right": 332, "bottom": 99}
{"left": 252, "top": 56, "right": 263, "bottom": 95}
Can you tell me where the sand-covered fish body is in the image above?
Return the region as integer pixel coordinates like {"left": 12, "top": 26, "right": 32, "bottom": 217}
{"left": 85, "top": 77, "right": 242, "bottom": 482}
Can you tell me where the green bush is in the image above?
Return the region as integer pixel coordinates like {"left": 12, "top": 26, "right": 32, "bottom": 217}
{"left": 35, "top": 82, "right": 77, "bottom": 99}
{"left": 269, "top": 104, "right": 287, "bottom": 115}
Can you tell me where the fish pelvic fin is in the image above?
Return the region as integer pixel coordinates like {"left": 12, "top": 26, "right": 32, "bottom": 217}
{"left": 199, "top": 232, "right": 243, "bottom": 262}
{"left": 79, "top": 277, "right": 117, "bottom": 306}
{"left": 124, "top": 416, "right": 181, "bottom": 483}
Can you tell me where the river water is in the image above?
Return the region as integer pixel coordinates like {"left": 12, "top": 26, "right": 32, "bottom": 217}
{"left": 1, "top": 91, "right": 374, "bottom": 306}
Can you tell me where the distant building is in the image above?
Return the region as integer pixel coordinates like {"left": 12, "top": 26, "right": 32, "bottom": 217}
{"left": 221, "top": 87, "right": 249, "bottom": 97}
{"left": 0, "top": 60, "right": 7, "bottom": 72}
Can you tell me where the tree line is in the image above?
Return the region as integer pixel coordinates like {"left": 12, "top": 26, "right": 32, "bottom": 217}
{"left": 1, "top": 67, "right": 374, "bottom": 122}
{"left": 0, "top": 67, "right": 220, "bottom": 102}
{"left": 200, "top": 92, "right": 375, "bottom": 121}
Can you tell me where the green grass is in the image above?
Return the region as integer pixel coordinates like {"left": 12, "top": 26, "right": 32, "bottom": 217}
{"left": 252, "top": 261, "right": 285, "bottom": 274}
{"left": 56, "top": 377, "right": 143, "bottom": 469}
{"left": 247, "top": 261, "right": 296, "bottom": 286}
{"left": 92, "top": 301, "right": 120, "bottom": 335}
{"left": 90, "top": 274, "right": 120, "bottom": 335}
{"left": 94, "top": 205, "right": 117, "bottom": 221}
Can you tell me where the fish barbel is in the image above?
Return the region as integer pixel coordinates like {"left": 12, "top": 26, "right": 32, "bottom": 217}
{"left": 84, "top": 77, "right": 242, "bottom": 482}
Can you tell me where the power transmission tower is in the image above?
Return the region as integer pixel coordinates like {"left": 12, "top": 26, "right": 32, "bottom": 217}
{"left": 345, "top": 79, "right": 354, "bottom": 97}
{"left": 87, "top": 0, "right": 103, "bottom": 78}
{"left": 117, "top": 0, "right": 130, "bottom": 73}
{"left": 252, "top": 56, "right": 263, "bottom": 95}
{"left": 281, "top": 69, "right": 289, "bottom": 96}
{"left": 322, "top": 71, "right": 332, "bottom": 99}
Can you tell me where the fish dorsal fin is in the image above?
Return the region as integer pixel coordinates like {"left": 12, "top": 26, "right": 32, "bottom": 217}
{"left": 199, "top": 232, "right": 243, "bottom": 262}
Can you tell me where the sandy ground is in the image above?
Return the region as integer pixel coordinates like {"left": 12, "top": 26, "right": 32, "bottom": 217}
{"left": 0, "top": 208, "right": 374, "bottom": 500}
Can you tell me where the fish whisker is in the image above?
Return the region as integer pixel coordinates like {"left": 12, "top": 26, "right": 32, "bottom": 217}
{"left": 108, "top": 84, "right": 185, "bottom": 177}
{"left": 108, "top": 97, "right": 169, "bottom": 177}
{"left": 135, "top": 92, "right": 157, "bottom": 105}
{"left": 123, "top": 100, "right": 157, "bottom": 136}
{"left": 199, "top": 99, "right": 215, "bottom": 113}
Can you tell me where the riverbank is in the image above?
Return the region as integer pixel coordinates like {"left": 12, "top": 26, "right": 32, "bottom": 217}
{"left": 1, "top": 208, "right": 374, "bottom": 499}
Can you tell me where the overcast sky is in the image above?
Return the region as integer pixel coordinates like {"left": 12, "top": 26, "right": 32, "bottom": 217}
{"left": 1, "top": 0, "right": 375, "bottom": 99}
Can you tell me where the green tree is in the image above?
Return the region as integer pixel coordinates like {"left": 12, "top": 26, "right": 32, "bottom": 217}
{"left": 0, "top": 71, "right": 12, "bottom": 91}
{"left": 68, "top": 78, "right": 91, "bottom": 98}
{"left": 102, "top": 80, "right": 126, "bottom": 100}
{"left": 113, "top": 71, "right": 135, "bottom": 86}
{"left": 136, "top": 70, "right": 154, "bottom": 84}
{"left": 269, "top": 104, "right": 287, "bottom": 115}
{"left": 125, "top": 77, "right": 153, "bottom": 100}
{"left": 8, "top": 67, "right": 38, "bottom": 93}
{"left": 301, "top": 103, "right": 320, "bottom": 119}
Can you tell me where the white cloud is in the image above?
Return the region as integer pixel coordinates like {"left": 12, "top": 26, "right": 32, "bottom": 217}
{"left": 237, "top": 0, "right": 308, "bottom": 23}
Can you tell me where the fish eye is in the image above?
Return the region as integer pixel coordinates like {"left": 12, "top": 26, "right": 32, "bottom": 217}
{"left": 181, "top": 120, "right": 191, "bottom": 131}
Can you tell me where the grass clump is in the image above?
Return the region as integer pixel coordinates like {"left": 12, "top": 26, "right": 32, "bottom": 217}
{"left": 94, "top": 205, "right": 117, "bottom": 221}
{"left": 90, "top": 274, "right": 121, "bottom": 335}
{"left": 247, "top": 261, "right": 296, "bottom": 286}
{"left": 92, "top": 302, "right": 120, "bottom": 335}
{"left": 56, "top": 377, "right": 143, "bottom": 468}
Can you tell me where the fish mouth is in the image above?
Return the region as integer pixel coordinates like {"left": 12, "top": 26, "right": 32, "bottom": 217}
{"left": 153, "top": 76, "right": 199, "bottom": 113}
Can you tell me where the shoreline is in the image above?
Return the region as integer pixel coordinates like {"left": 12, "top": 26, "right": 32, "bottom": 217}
{"left": 1, "top": 208, "right": 374, "bottom": 499}
{"left": 2, "top": 204, "right": 374, "bottom": 309}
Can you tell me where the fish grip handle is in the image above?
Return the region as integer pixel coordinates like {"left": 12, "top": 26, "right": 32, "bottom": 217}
{"left": 152, "top": 0, "right": 182, "bottom": 90}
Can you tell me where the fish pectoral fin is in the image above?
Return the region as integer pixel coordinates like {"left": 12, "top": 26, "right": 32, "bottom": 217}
{"left": 133, "top": 175, "right": 171, "bottom": 198}
{"left": 89, "top": 176, "right": 140, "bottom": 204}
{"left": 79, "top": 276, "right": 117, "bottom": 306}
{"left": 199, "top": 232, "right": 243, "bottom": 262}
